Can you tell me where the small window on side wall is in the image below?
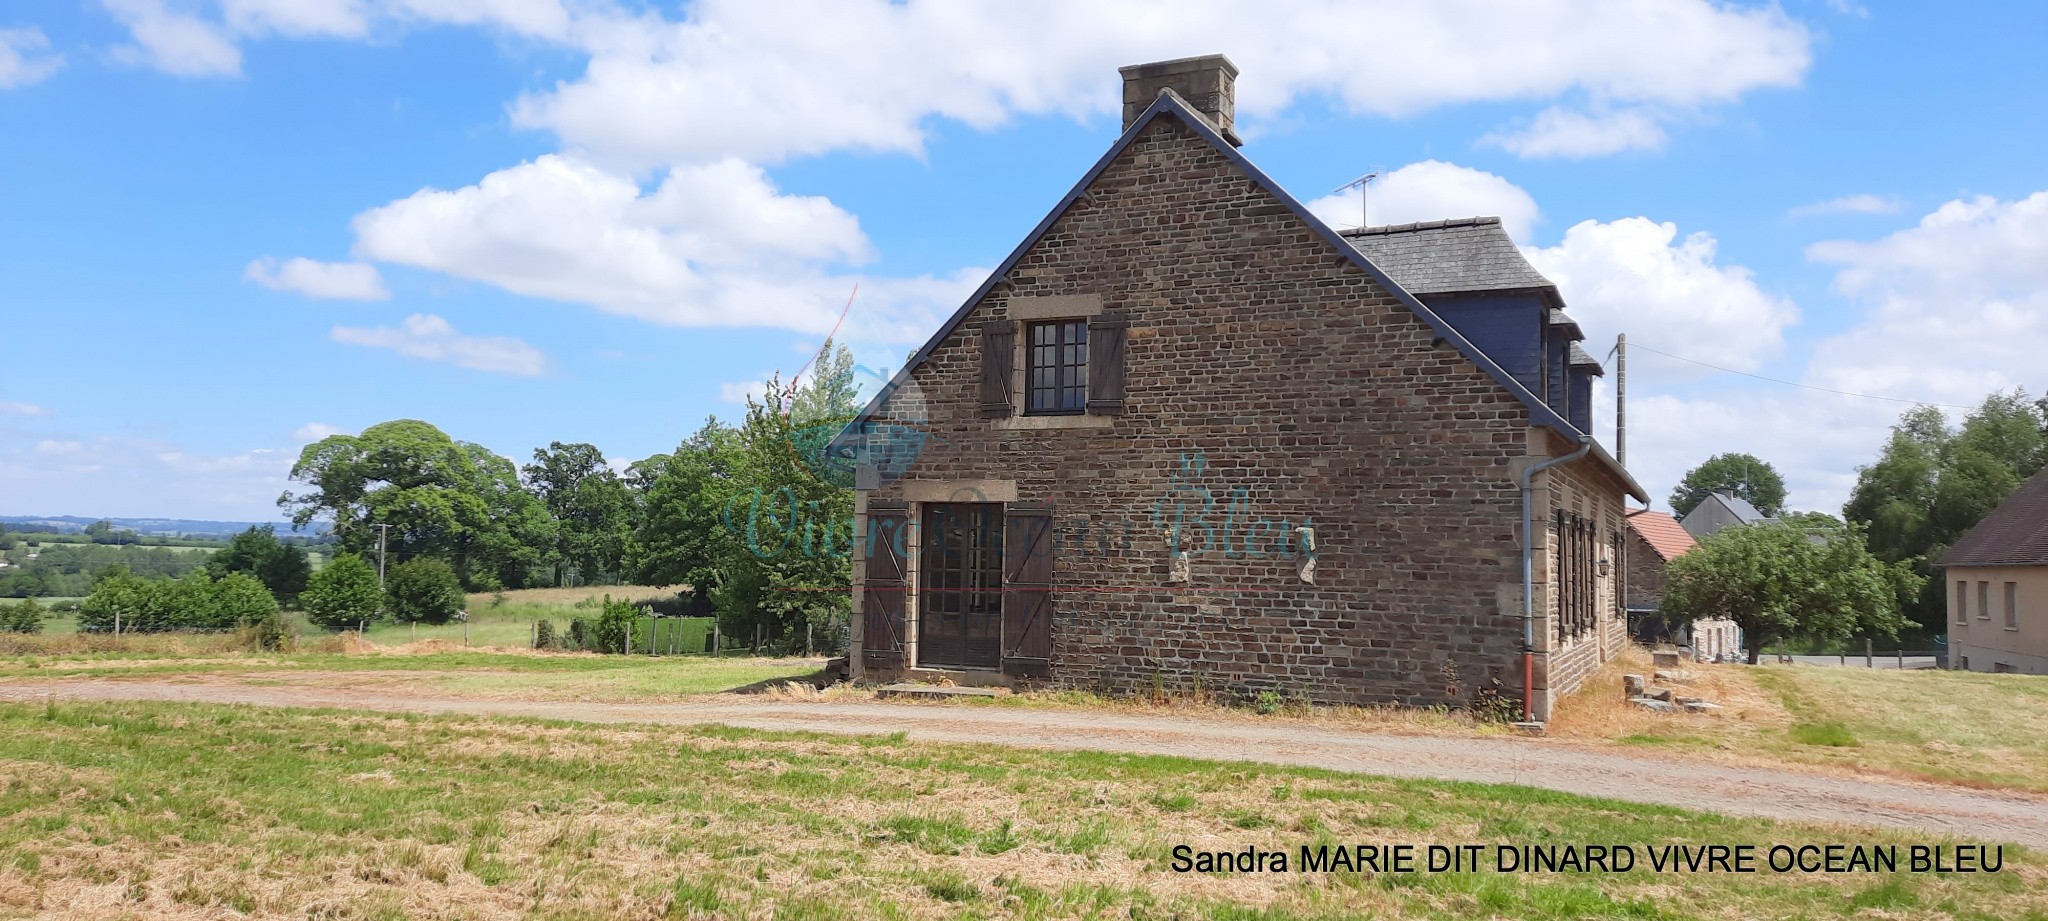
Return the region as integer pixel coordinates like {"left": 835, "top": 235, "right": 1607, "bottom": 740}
{"left": 1026, "top": 320, "right": 1088, "bottom": 415}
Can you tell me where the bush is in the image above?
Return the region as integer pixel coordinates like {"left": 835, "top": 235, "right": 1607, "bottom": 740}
{"left": 535, "top": 619, "right": 559, "bottom": 650}
{"left": 386, "top": 558, "right": 464, "bottom": 626}
{"left": 0, "top": 598, "right": 43, "bottom": 634}
{"left": 567, "top": 617, "right": 593, "bottom": 651}
{"left": 303, "top": 553, "right": 383, "bottom": 630}
{"left": 236, "top": 610, "right": 295, "bottom": 652}
{"left": 203, "top": 572, "right": 279, "bottom": 629}
{"left": 594, "top": 596, "right": 636, "bottom": 654}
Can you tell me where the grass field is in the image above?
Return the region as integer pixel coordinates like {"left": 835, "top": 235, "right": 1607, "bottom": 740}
{"left": 0, "top": 699, "right": 2038, "bottom": 921}
{"left": 1549, "top": 650, "right": 2048, "bottom": 793}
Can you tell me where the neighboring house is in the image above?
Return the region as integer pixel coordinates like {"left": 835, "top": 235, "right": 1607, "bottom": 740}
{"left": 1678, "top": 488, "right": 1777, "bottom": 539}
{"left": 1941, "top": 467, "right": 2048, "bottom": 674}
{"left": 1623, "top": 509, "right": 1741, "bottom": 662}
{"left": 836, "top": 55, "right": 1646, "bottom": 721}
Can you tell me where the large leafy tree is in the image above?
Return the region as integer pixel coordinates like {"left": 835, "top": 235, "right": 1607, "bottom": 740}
{"left": 524, "top": 442, "right": 631, "bottom": 585}
{"left": 1662, "top": 522, "right": 1919, "bottom": 663}
{"left": 204, "top": 525, "right": 312, "bottom": 605}
{"left": 1844, "top": 390, "right": 2047, "bottom": 632}
{"left": 630, "top": 417, "right": 741, "bottom": 608}
{"left": 302, "top": 553, "right": 384, "bottom": 630}
{"left": 1668, "top": 453, "right": 1788, "bottom": 518}
{"left": 279, "top": 420, "right": 551, "bottom": 589}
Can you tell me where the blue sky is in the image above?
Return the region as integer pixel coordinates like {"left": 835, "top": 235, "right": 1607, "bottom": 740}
{"left": 2, "top": 0, "right": 2044, "bottom": 522}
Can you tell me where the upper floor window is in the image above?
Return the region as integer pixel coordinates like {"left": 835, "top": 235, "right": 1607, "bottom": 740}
{"left": 2007, "top": 582, "right": 2020, "bottom": 629}
{"left": 1026, "top": 320, "right": 1088, "bottom": 415}
{"left": 1980, "top": 581, "right": 1992, "bottom": 619}
{"left": 1956, "top": 581, "right": 1969, "bottom": 623}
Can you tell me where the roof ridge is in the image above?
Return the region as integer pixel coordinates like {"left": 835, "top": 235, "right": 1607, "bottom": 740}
{"left": 1341, "top": 216, "right": 1503, "bottom": 236}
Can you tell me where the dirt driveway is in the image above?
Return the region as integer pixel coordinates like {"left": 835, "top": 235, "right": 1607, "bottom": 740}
{"left": 8, "top": 674, "right": 2048, "bottom": 848}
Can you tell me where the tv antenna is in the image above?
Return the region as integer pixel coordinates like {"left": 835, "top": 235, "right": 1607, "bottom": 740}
{"left": 1329, "top": 170, "right": 1382, "bottom": 228}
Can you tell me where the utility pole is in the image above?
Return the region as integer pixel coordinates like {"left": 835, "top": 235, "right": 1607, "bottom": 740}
{"left": 1615, "top": 333, "right": 1628, "bottom": 469}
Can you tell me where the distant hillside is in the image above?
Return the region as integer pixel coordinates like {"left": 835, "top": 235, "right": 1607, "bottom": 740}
{"left": 0, "top": 515, "right": 331, "bottom": 540}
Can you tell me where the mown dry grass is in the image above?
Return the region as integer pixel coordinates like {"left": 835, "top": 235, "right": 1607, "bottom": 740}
{"left": 1549, "top": 648, "right": 2048, "bottom": 793}
{"left": 0, "top": 699, "right": 2039, "bottom": 921}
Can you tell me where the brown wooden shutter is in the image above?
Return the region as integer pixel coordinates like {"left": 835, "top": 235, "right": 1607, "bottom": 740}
{"left": 1087, "top": 312, "right": 1127, "bottom": 415}
{"left": 979, "top": 320, "right": 1015, "bottom": 418}
{"left": 1001, "top": 503, "right": 1055, "bottom": 678}
{"left": 862, "top": 501, "right": 910, "bottom": 671}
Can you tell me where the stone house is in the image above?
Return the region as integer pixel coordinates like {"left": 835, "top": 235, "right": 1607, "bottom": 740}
{"left": 836, "top": 56, "right": 1645, "bottom": 721}
{"left": 1943, "top": 466, "right": 2048, "bottom": 674}
{"left": 1624, "top": 508, "right": 1740, "bottom": 662}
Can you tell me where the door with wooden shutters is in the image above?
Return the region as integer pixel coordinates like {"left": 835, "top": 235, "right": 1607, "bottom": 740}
{"left": 862, "top": 501, "right": 910, "bottom": 670}
{"left": 979, "top": 320, "right": 1015, "bottom": 417}
{"left": 1086, "top": 312, "right": 1127, "bottom": 414}
{"left": 1002, "top": 503, "right": 1055, "bottom": 677}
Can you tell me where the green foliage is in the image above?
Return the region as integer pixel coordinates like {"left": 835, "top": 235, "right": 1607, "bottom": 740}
{"left": 75, "top": 569, "right": 283, "bottom": 632}
{"left": 1668, "top": 452, "right": 1787, "bottom": 518}
{"left": 204, "top": 526, "right": 311, "bottom": 605}
{"left": 301, "top": 553, "right": 384, "bottom": 630}
{"left": 279, "top": 419, "right": 553, "bottom": 590}
{"left": 208, "top": 572, "right": 280, "bottom": 627}
{"left": 0, "top": 543, "right": 209, "bottom": 598}
{"left": 1844, "top": 391, "right": 2047, "bottom": 631}
{"left": 385, "top": 558, "right": 465, "bottom": 626}
{"left": 534, "top": 619, "right": 559, "bottom": 650}
{"left": 237, "top": 609, "right": 295, "bottom": 652}
{"left": 593, "top": 595, "right": 637, "bottom": 654}
{"left": 83, "top": 519, "right": 143, "bottom": 544}
{"left": 1661, "top": 522, "right": 1919, "bottom": 663}
{"left": 0, "top": 598, "right": 43, "bottom": 634}
{"left": 525, "top": 442, "right": 632, "bottom": 586}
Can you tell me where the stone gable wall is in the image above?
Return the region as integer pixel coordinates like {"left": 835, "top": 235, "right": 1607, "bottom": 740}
{"left": 857, "top": 113, "right": 1624, "bottom": 713}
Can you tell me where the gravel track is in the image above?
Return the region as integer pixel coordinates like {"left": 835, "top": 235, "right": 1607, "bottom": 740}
{"left": 7, "top": 675, "right": 2047, "bottom": 848}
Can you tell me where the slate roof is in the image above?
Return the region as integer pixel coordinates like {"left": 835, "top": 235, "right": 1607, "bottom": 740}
{"left": 1704, "top": 491, "right": 1768, "bottom": 524}
{"left": 1568, "top": 342, "right": 1605, "bottom": 375}
{"left": 1549, "top": 309, "right": 1584, "bottom": 340}
{"left": 1341, "top": 217, "right": 1555, "bottom": 296}
{"left": 1626, "top": 509, "right": 1697, "bottom": 562}
{"left": 1940, "top": 466, "right": 2048, "bottom": 567}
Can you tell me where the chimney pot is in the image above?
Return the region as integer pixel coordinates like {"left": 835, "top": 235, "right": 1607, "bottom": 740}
{"left": 1118, "top": 54, "right": 1240, "bottom": 145}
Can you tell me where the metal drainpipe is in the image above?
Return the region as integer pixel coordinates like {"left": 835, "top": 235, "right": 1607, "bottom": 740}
{"left": 1521, "top": 435, "right": 1594, "bottom": 723}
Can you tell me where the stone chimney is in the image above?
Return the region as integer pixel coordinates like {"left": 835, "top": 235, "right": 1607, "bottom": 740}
{"left": 1119, "top": 55, "right": 1240, "bottom": 145}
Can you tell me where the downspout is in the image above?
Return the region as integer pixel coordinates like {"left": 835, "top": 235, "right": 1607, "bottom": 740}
{"left": 1521, "top": 434, "right": 1594, "bottom": 723}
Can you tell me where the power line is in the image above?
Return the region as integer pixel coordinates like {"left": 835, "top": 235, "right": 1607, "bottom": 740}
{"left": 1621, "top": 343, "right": 1977, "bottom": 411}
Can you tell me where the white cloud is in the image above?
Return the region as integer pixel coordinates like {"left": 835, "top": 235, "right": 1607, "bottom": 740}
{"left": 0, "top": 430, "right": 301, "bottom": 520}
{"left": 1787, "top": 193, "right": 1901, "bottom": 219}
{"left": 512, "top": 0, "right": 1807, "bottom": 168}
{"left": 1482, "top": 106, "right": 1668, "bottom": 159}
{"left": 0, "top": 401, "right": 47, "bottom": 416}
{"left": 244, "top": 256, "right": 391, "bottom": 300}
{"left": 0, "top": 26, "right": 65, "bottom": 88}
{"left": 347, "top": 153, "right": 971, "bottom": 338}
{"left": 103, "top": 0, "right": 243, "bottom": 77}
{"left": 330, "top": 313, "right": 548, "bottom": 376}
{"left": 292, "top": 422, "right": 344, "bottom": 442}
{"left": 1305, "top": 160, "right": 1540, "bottom": 241}
{"left": 718, "top": 379, "right": 773, "bottom": 404}
{"left": 1525, "top": 217, "right": 1799, "bottom": 373}
{"left": 1581, "top": 192, "right": 2048, "bottom": 515}
{"left": 220, "top": 0, "right": 371, "bottom": 38}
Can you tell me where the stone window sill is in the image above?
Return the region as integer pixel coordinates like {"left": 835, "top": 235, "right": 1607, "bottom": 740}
{"left": 994, "top": 413, "right": 1115, "bottom": 431}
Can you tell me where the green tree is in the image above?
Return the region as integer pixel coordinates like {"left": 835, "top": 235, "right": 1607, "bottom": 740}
{"left": 1662, "top": 522, "right": 1918, "bottom": 664}
{"left": 385, "top": 557, "right": 465, "bottom": 626}
{"left": 208, "top": 571, "right": 281, "bottom": 627}
{"left": 524, "top": 442, "right": 632, "bottom": 585}
{"left": 0, "top": 597, "right": 42, "bottom": 634}
{"left": 630, "top": 417, "right": 740, "bottom": 607}
{"left": 1668, "top": 453, "right": 1788, "bottom": 518}
{"left": 1844, "top": 390, "right": 2047, "bottom": 632}
{"left": 205, "top": 525, "right": 313, "bottom": 605}
{"left": 302, "top": 553, "right": 384, "bottom": 630}
{"left": 279, "top": 420, "right": 552, "bottom": 589}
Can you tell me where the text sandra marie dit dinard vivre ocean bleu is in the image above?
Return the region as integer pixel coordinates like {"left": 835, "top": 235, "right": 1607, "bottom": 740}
{"left": 1169, "top": 843, "right": 2006, "bottom": 875}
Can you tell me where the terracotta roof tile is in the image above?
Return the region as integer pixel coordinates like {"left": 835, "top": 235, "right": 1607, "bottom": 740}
{"left": 1626, "top": 508, "right": 1697, "bottom": 562}
{"left": 1940, "top": 466, "right": 2048, "bottom": 567}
